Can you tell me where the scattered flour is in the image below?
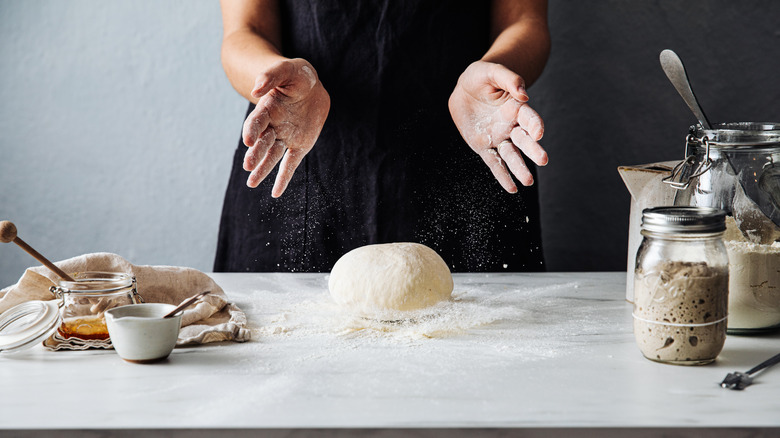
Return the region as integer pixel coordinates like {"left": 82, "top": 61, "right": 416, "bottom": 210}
{"left": 300, "top": 65, "right": 316, "bottom": 89}
{"left": 245, "top": 278, "right": 609, "bottom": 362}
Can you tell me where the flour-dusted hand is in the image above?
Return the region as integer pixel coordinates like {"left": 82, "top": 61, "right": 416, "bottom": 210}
{"left": 449, "top": 61, "right": 547, "bottom": 193}
{"left": 242, "top": 58, "right": 330, "bottom": 197}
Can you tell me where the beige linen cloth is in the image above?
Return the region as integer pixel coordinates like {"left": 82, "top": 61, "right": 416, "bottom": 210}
{"left": 0, "top": 252, "right": 250, "bottom": 350}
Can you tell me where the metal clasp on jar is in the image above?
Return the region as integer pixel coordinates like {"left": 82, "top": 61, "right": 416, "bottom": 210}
{"left": 663, "top": 134, "right": 713, "bottom": 190}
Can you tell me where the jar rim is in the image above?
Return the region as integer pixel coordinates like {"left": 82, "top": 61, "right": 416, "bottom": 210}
{"left": 640, "top": 229, "right": 725, "bottom": 239}
{"left": 690, "top": 122, "right": 780, "bottom": 147}
{"left": 641, "top": 206, "right": 727, "bottom": 234}
{"left": 56, "top": 271, "right": 134, "bottom": 294}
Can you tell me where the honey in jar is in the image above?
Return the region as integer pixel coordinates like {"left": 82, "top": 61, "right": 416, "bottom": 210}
{"left": 49, "top": 272, "right": 142, "bottom": 345}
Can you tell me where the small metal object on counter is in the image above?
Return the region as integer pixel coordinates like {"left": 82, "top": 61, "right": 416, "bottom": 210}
{"left": 632, "top": 207, "right": 729, "bottom": 366}
{"left": 164, "top": 291, "right": 211, "bottom": 318}
{"left": 721, "top": 351, "right": 780, "bottom": 390}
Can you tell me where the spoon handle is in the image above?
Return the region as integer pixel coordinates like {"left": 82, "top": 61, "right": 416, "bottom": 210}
{"left": 1, "top": 221, "right": 75, "bottom": 282}
{"left": 660, "top": 49, "right": 712, "bottom": 130}
{"left": 164, "top": 291, "right": 211, "bottom": 318}
{"left": 746, "top": 350, "right": 780, "bottom": 376}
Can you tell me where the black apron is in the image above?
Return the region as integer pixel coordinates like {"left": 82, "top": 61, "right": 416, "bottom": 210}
{"left": 214, "top": 0, "right": 545, "bottom": 273}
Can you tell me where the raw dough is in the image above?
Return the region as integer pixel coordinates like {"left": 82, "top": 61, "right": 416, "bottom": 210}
{"left": 328, "top": 242, "right": 453, "bottom": 315}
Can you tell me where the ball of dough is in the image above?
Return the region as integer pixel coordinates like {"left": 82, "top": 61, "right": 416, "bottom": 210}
{"left": 328, "top": 242, "right": 453, "bottom": 314}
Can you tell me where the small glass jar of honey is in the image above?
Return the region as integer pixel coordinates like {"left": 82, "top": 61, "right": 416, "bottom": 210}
{"left": 49, "top": 272, "right": 143, "bottom": 343}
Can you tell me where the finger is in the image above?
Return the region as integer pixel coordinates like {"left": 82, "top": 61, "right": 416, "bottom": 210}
{"left": 271, "top": 148, "right": 308, "bottom": 198}
{"left": 478, "top": 148, "right": 518, "bottom": 194}
{"left": 510, "top": 127, "right": 548, "bottom": 167}
{"left": 242, "top": 106, "right": 271, "bottom": 147}
{"left": 251, "top": 73, "right": 279, "bottom": 99}
{"left": 243, "top": 127, "right": 276, "bottom": 171}
{"left": 246, "top": 140, "right": 286, "bottom": 188}
{"left": 516, "top": 103, "right": 544, "bottom": 141}
{"left": 251, "top": 62, "right": 294, "bottom": 99}
{"left": 251, "top": 66, "right": 285, "bottom": 98}
{"left": 487, "top": 64, "right": 528, "bottom": 102}
{"left": 498, "top": 141, "right": 534, "bottom": 186}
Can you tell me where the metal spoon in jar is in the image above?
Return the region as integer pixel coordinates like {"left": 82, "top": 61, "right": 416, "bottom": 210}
{"left": 659, "top": 49, "right": 712, "bottom": 130}
{"left": 659, "top": 50, "right": 780, "bottom": 239}
{"left": 164, "top": 291, "right": 211, "bottom": 318}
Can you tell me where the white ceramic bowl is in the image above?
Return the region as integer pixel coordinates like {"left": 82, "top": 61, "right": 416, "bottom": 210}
{"left": 105, "top": 303, "right": 182, "bottom": 363}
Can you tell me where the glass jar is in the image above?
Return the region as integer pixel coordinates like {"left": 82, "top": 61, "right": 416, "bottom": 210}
{"left": 633, "top": 207, "right": 729, "bottom": 365}
{"left": 666, "top": 123, "right": 780, "bottom": 334}
{"left": 49, "top": 272, "right": 143, "bottom": 342}
{"left": 0, "top": 272, "right": 143, "bottom": 354}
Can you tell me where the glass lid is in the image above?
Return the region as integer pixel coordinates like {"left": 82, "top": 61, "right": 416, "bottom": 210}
{"left": 0, "top": 300, "right": 60, "bottom": 353}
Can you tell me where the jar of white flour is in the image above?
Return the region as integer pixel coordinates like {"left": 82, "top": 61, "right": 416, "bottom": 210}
{"left": 665, "top": 122, "right": 780, "bottom": 333}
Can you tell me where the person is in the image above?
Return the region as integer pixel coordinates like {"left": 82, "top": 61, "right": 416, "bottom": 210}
{"left": 214, "top": 0, "right": 551, "bottom": 273}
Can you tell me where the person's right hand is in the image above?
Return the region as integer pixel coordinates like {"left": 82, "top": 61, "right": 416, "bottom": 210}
{"left": 449, "top": 61, "right": 546, "bottom": 193}
{"left": 242, "top": 58, "right": 330, "bottom": 197}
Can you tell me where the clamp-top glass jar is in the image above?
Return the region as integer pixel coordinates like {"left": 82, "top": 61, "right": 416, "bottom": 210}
{"left": 0, "top": 271, "right": 143, "bottom": 353}
{"left": 665, "top": 123, "right": 780, "bottom": 333}
{"left": 633, "top": 207, "right": 729, "bottom": 366}
{"left": 49, "top": 272, "right": 143, "bottom": 345}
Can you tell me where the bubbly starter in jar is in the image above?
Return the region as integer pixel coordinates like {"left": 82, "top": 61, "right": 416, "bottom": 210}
{"left": 632, "top": 207, "right": 729, "bottom": 365}
{"left": 634, "top": 261, "right": 728, "bottom": 363}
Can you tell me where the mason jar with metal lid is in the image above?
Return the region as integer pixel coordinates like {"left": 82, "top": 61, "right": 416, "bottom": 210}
{"left": 664, "top": 122, "right": 780, "bottom": 334}
{"left": 633, "top": 206, "right": 729, "bottom": 366}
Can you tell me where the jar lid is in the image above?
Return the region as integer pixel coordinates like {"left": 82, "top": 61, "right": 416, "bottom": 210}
{"left": 0, "top": 300, "right": 61, "bottom": 353}
{"left": 690, "top": 122, "right": 780, "bottom": 148}
{"left": 642, "top": 206, "right": 726, "bottom": 233}
{"left": 56, "top": 271, "right": 133, "bottom": 294}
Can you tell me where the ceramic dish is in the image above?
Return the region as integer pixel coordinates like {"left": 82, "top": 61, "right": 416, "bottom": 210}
{"left": 105, "top": 303, "right": 181, "bottom": 363}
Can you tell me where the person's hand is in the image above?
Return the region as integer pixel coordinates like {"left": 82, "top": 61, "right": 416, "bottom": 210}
{"left": 242, "top": 58, "right": 330, "bottom": 197}
{"left": 448, "top": 60, "right": 547, "bottom": 193}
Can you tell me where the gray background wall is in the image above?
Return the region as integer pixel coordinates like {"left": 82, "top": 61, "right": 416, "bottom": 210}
{"left": 1, "top": 1, "right": 779, "bottom": 287}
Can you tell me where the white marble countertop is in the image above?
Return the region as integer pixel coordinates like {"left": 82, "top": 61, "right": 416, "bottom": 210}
{"left": 1, "top": 272, "right": 779, "bottom": 435}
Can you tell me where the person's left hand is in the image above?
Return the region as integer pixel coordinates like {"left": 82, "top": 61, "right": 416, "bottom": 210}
{"left": 449, "top": 60, "right": 547, "bottom": 193}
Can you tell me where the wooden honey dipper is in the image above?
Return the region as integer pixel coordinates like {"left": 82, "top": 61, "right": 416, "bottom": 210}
{"left": 0, "top": 220, "right": 75, "bottom": 282}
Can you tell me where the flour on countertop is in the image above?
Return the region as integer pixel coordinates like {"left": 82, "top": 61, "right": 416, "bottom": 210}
{"left": 239, "top": 278, "right": 614, "bottom": 363}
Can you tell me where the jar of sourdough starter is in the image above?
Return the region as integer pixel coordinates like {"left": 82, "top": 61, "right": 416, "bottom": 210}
{"left": 665, "top": 123, "right": 780, "bottom": 333}
{"left": 49, "top": 272, "right": 143, "bottom": 342}
{"left": 633, "top": 207, "right": 729, "bottom": 365}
